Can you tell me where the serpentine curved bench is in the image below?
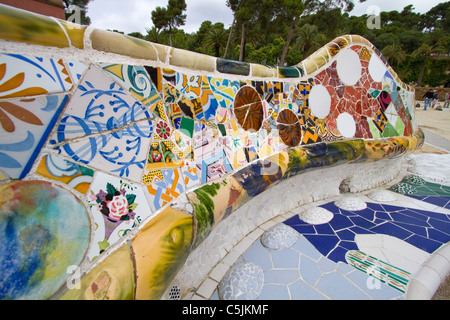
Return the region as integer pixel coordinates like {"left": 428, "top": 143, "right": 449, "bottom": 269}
{"left": 0, "top": 4, "right": 425, "bottom": 300}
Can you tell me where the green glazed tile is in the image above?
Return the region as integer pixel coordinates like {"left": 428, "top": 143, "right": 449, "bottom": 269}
{"left": 179, "top": 116, "right": 195, "bottom": 138}
{"left": 217, "top": 58, "right": 250, "bottom": 76}
{"left": 278, "top": 67, "right": 300, "bottom": 78}
{"left": 381, "top": 122, "right": 398, "bottom": 138}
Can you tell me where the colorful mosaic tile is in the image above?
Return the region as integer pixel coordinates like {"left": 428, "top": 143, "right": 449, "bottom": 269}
{"left": 36, "top": 154, "right": 94, "bottom": 194}
{"left": 345, "top": 250, "right": 411, "bottom": 293}
{"left": 390, "top": 175, "right": 450, "bottom": 209}
{"left": 53, "top": 66, "right": 154, "bottom": 181}
{"left": 0, "top": 54, "right": 73, "bottom": 99}
{"left": 0, "top": 94, "right": 68, "bottom": 179}
{"left": 144, "top": 167, "right": 185, "bottom": 212}
{"left": 88, "top": 172, "right": 154, "bottom": 261}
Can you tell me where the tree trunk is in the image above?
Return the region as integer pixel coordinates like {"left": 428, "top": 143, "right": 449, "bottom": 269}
{"left": 279, "top": 15, "right": 300, "bottom": 67}
{"left": 417, "top": 55, "right": 428, "bottom": 86}
{"left": 223, "top": 18, "right": 235, "bottom": 59}
{"left": 239, "top": 22, "right": 245, "bottom": 62}
{"left": 215, "top": 45, "right": 220, "bottom": 57}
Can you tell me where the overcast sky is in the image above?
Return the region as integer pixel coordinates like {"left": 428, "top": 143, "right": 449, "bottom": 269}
{"left": 86, "top": 0, "right": 446, "bottom": 35}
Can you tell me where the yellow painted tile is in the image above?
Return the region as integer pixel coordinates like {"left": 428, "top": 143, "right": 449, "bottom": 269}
{"left": 132, "top": 207, "right": 193, "bottom": 300}
{"left": 58, "top": 20, "right": 87, "bottom": 49}
{"left": 90, "top": 29, "right": 167, "bottom": 62}
{"left": 314, "top": 47, "right": 331, "bottom": 64}
{"left": 59, "top": 245, "right": 135, "bottom": 300}
{"left": 169, "top": 47, "right": 216, "bottom": 72}
{"left": 302, "top": 59, "right": 318, "bottom": 75}
{"left": 0, "top": 4, "right": 69, "bottom": 48}
{"left": 251, "top": 63, "right": 276, "bottom": 78}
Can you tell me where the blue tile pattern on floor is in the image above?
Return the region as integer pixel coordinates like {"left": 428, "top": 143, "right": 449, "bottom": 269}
{"left": 215, "top": 231, "right": 404, "bottom": 300}
{"left": 408, "top": 195, "right": 450, "bottom": 210}
{"left": 283, "top": 201, "right": 450, "bottom": 263}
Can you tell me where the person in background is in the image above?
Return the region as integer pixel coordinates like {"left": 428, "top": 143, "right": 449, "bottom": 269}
{"left": 422, "top": 90, "right": 434, "bottom": 110}
{"left": 431, "top": 90, "right": 440, "bottom": 109}
{"left": 444, "top": 91, "right": 450, "bottom": 108}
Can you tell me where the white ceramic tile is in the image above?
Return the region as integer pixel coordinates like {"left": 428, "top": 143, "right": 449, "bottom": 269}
{"left": 209, "top": 263, "right": 231, "bottom": 282}
{"left": 355, "top": 234, "right": 383, "bottom": 248}
{"left": 423, "top": 254, "right": 450, "bottom": 281}
{"left": 382, "top": 235, "right": 430, "bottom": 266}
{"left": 413, "top": 266, "right": 442, "bottom": 295}
{"left": 196, "top": 278, "right": 218, "bottom": 298}
{"left": 368, "top": 52, "right": 387, "bottom": 82}
{"left": 308, "top": 84, "right": 331, "bottom": 119}
{"left": 336, "top": 49, "right": 362, "bottom": 86}
{"left": 382, "top": 249, "right": 423, "bottom": 275}
{"left": 336, "top": 112, "right": 356, "bottom": 138}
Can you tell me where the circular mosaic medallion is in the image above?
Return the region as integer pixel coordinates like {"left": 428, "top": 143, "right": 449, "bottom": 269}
{"left": 233, "top": 86, "right": 264, "bottom": 132}
{"left": 0, "top": 181, "right": 90, "bottom": 300}
{"left": 335, "top": 196, "right": 367, "bottom": 211}
{"left": 277, "top": 109, "right": 302, "bottom": 147}
{"left": 260, "top": 223, "right": 299, "bottom": 250}
{"left": 219, "top": 262, "right": 264, "bottom": 300}
{"left": 298, "top": 207, "right": 334, "bottom": 225}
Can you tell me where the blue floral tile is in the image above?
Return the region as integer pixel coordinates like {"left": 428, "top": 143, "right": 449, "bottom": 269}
{"left": 65, "top": 60, "right": 88, "bottom": 83}
{"left": 52, "top": 66, "right": 154, "bottom": 181}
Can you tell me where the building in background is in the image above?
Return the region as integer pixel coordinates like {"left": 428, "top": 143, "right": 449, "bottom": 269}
{"left": 0, "top": 0, "right": 65, "bottom": 19}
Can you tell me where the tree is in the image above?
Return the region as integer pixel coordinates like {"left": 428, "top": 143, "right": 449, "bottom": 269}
{"left": 277, "top": 0, "right": 366, "bottom": 66}
{"left": 295, "top": 23, "right": 326, "bottom": 58}
{"left": 202, "top": 23, "right": 229, "bottom": 57}
{"left": 223, "top": 0, "right": 239, "bottom": 59}
{"left": 382, "top": 42, "right": 406, "bottom": 68}
{"left": 422, "top": 1, "right": 450, "bottom": 32}
{"left": 151, "top": 0, "right": 187, "bottom": 47}
{"left": 128, "top": 32, "right": 145, "bottom": 39}
{"left": 226, "top": 0, "right": 262, "bottom": 61}
{"left": 63, "top": 0, "right": 91, "bottom": 25}
{"left": 145, "top": 26, "right": 163, "bottom": 43}
{"left": 413, "top": 31, "right": 447, "bottom": 86}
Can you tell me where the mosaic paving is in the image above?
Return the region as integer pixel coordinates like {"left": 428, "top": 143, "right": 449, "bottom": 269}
{"left": 0, "top": 4, "right": 432, "bottom": 300}
{"left": 207, "top": 189, "right": 450, "bottom": 300}
{"left": 211, "top": 226, "right": 406, "bottom": 300}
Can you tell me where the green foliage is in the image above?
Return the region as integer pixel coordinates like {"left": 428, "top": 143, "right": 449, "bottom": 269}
{"left": 139, "top": 1, "right": 449, "bottom": 87}
{"left": 151, "top": 0, "right": 187, "bottom": 46}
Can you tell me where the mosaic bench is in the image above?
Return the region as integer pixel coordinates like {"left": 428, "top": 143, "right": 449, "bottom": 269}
{"left": 0, "top": 4, "right": 424, "bottom": 300}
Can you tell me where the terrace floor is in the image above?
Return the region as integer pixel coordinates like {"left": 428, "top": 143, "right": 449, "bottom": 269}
{"left": 184, "top": 107, "right": 450, "bottom": 301}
